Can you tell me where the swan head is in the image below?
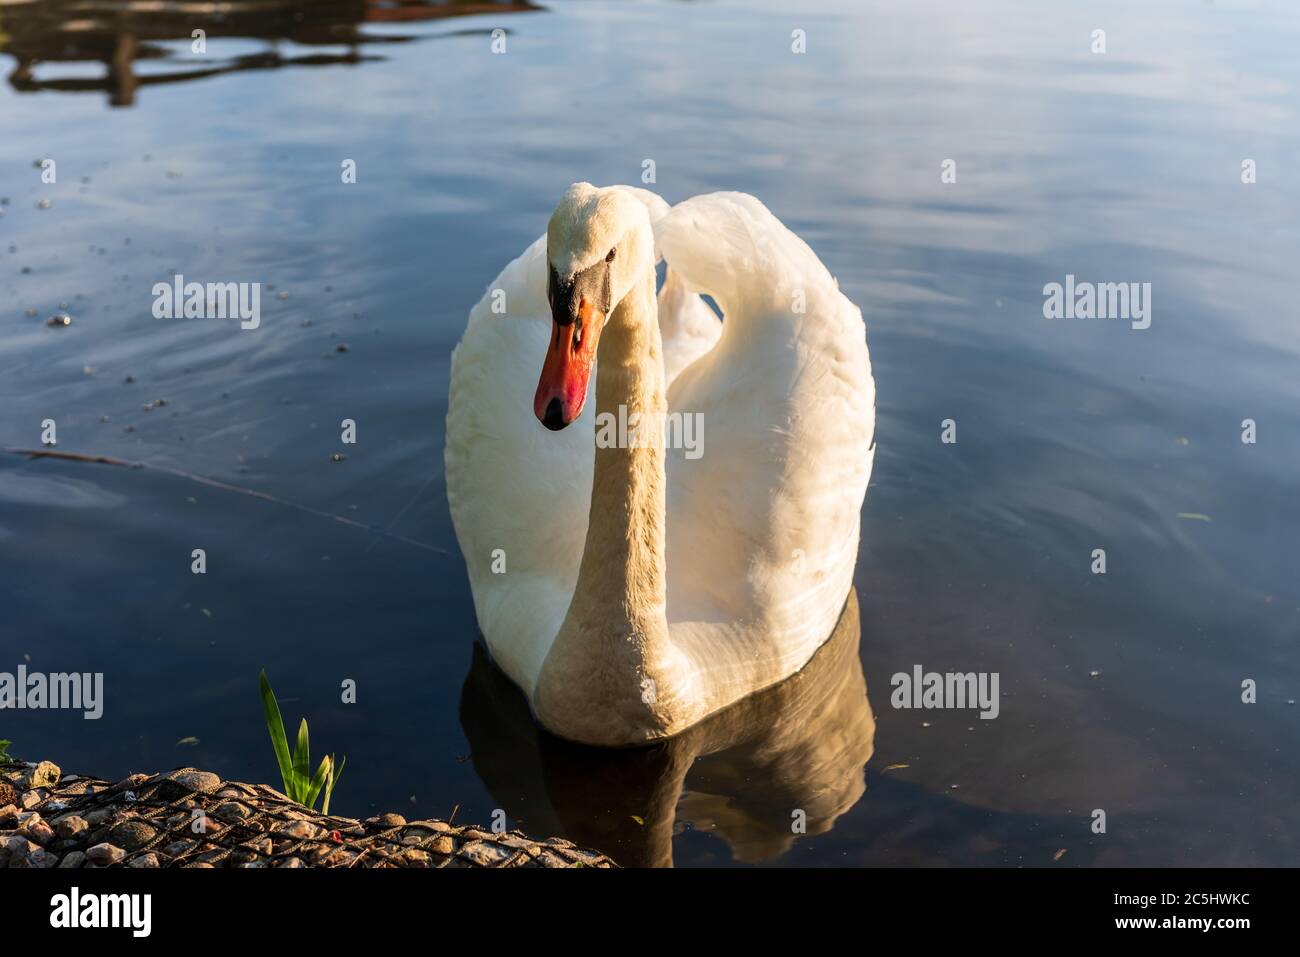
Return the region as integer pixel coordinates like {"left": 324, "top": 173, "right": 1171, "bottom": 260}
{"left": 535, "top": 183, "right": 654, "bottom": 431}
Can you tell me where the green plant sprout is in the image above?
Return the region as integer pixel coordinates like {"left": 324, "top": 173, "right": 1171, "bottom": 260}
{"left": 0, "top": 739, "right": 11, "bottom": 764}
{"left": 258, "top": 670, "right": 346, "bottom": 814}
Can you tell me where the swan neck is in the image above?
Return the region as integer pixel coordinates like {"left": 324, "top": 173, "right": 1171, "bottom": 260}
{"left": 584, "top": 265, "right": 667, "bottom": 624}
{"left": 535, "top": 264, "right": 692, "bottom": 744}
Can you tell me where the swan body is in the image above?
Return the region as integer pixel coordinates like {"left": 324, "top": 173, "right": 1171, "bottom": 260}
{"left": 446, "top": 184, "right": 875, "bottom": 746}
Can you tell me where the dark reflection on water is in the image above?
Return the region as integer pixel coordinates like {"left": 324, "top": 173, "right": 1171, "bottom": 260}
{"left": 0, "top": 0, "right": 539, "bottom": 106}
{"left": 1, "top": 0, "right": 1298, "bottom": 867}
{"left": 462, "top": 590, "right": 874, "bottom": 868}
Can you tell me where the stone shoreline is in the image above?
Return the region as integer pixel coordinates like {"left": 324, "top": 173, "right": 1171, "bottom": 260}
{"left": 1, "top": 759, "right": 615, "bottom": 868}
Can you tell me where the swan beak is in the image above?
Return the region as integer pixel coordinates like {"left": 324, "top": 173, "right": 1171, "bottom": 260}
{"left": 535, "top": 266, "right": 606, "bottom": 431}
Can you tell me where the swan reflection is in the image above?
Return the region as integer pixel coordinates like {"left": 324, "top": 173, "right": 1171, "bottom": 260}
{"left": 459, "top": 589, "right": 875, "bottom": 867}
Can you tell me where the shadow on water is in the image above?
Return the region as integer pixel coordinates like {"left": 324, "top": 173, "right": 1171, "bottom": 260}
{"left": 459, "top": 589, "right": 876, "bottom": 867}
{"left": 0, "top": 0, "right": 541, "bottom": 107}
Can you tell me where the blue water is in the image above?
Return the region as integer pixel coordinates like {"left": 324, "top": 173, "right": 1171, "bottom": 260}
{"left": 1, "top": 0, "right": 1297, "bottom": 866}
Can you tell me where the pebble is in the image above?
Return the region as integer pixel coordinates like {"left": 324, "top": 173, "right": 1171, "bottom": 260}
{"left": 33, "top": 847, "right": 60, "bottom": 867}
{"left": 6, "top": 835, "right": 35, "bottom": 856}
{"left": 429, "top": 835, "right": 455, "bottom": 856}
{"left": 245, "top": 837, "right": 272, "bottom": 856}
{"left": 59, "top": 851, "right": 85, "bottom": 869}
{"left": 21, "top": 820, "right": 55, "bottom": 846}
{"left": 275, "top": 820, "right": 322, "bottom": 840}
{"left": 109, "top": 820, "right": 156, "bottom": 851}
{"left": 165, "top": 769, "right": 222, "bottom": 794}
{"left": 212, "top": 801, "right": 250, "bottom": 824}
{"left": 56, "top": 815, "right": 88, "bottom": 839}
{"left": 128, "top": 853, "right": 160, "bottom": 868}
{"left": 86, "top": 842, "right": 126, "bottom": 865}
{"left": 458, "top": 841, "right": 513, "bottom": 867}
{"left": 22, "top": 761, "right": 61, "bottom": 789}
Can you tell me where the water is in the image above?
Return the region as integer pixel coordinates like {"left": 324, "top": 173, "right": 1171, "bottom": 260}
{"left": 1, "top": 0, "right": 1297, "bottom": 867}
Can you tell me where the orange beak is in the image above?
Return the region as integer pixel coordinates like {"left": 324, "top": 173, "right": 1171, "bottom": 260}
{"left": 535, "top": 294, "right": 602, "bottom": 430}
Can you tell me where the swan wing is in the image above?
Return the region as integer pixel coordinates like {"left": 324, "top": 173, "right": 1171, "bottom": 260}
{"left": 611, "top": 185, "right": 722, "bottom": 387}
{"left": 656, "top": 192, "right": 876, "bottom": 702}
{"left": 446, "top": 234, "right": 593, "bottom": 694}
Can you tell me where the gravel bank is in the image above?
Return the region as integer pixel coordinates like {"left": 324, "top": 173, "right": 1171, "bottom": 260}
{"left": 0, "top": 759, "right": 614, "bottom": 868}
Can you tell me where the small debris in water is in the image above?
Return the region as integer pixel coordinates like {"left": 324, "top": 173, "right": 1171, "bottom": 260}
{"left": 36, "top": 199, "right": 51, "bottom": 210}
{"left": 1089, "top": 670, "right": 1101, "bottom": 678}
{"left": 301, "top": 319, "right": 313, "bottom": 327}
{"left": 124, "top": 375, "right": 136, "bottom": 384}
{"left": 921, "top": 721, "right": 931, "bottom": 728}
{"left": 176, "top": 736, "right": 200, "bottom": 747}
{"left": 331, "top": 453, "right": 347, "bottom": 462}
{"left": 123, "top": 426, "right": 135, "bottom": 433}
{"left": 882, "top": 763, "right": 910, "bottom": 772}
{"left": 47, "top": 313, "right": 71, "bottom": 327}
{"left": 277, "top": 291, "right": 289, "bottom": 300}
{"left": 83, "top": 366, "right": 95, "bottom": 375}
{"left": 1053, "top": 848, "right": 1068, "bottom": 862}
{"left": 100, "top": 415, "right": 110, "bottom": 423}
{"left": 1176, "top": 512, "right": 1212, "bottom": 523}
{"left": 24, "top": 308, "right": 38, "bottom": 317}
{"left": 142, "top": 402, "right": 155, "bottom": 411}
{"left": 336, "top": 343, "right": 350, "bottom": 353}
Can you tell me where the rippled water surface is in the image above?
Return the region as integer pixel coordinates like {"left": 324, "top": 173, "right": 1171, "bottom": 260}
{"left": 2, "top": 0, "right": 1297, "bottom": 866}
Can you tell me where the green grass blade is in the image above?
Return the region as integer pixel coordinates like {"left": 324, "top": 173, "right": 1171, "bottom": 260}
{"left": 321, "top": 754, "right": 346, "bottom": 815}
{"left": 258, "top": 671, "right": 295, "bottom": 796}
{"left": 293, "top": 718, "right": 311, "bottom": 782}
{"left": 302, "top": 755, "right": 331, "bottom": 811}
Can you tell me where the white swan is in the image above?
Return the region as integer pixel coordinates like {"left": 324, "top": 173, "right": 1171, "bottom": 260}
{"left": 446, "top": 184, "right": 875, "bottom": 746}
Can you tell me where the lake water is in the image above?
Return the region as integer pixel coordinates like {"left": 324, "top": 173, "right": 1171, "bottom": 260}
{"left": 1, "top": 0, "right": 1297, "bottom": 867}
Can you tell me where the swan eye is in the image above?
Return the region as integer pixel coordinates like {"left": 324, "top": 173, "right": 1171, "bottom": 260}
{"left": 605, "top": 248, "right": 616, "bottom": 263}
